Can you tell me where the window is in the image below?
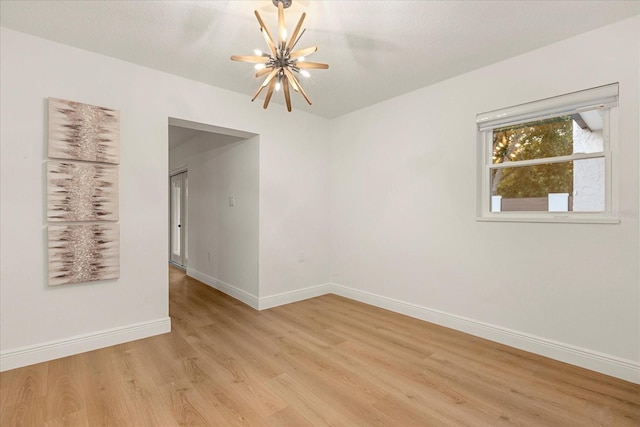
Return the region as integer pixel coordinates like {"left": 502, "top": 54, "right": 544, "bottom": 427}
{"left": 476, "top": 83, "right": 619, "bottom": 223}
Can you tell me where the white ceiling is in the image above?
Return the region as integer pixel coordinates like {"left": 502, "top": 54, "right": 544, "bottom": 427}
{"left": 1, "top": 1, "right": 639, "bottom": 118}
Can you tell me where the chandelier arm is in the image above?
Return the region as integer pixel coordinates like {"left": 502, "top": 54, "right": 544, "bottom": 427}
{"left": 260, "top": 28, "right": 278, "bottom": 57}
{"left": 286, "top": 12, "right": 306, "bottom": 51}
{"left": 283, "top": 75, "right": 292, "bottom": 112}
{"left": 256, "top": 66, "right": 274, "bottom": 78}
{"left": 288, "top": 72, "right": 312, "bottom": 105}
{"left": 255, "top": 11, "right": 278, "bottom": 57}
{"left": 277, "top": 1, "right": 285, "bottom": 45}
{"left": 290, "top": 45, "right": 317, "bottom": 59}
{"left": 260, "top": 68, "right": 280, "bottom": 88}
{"left": 283, "top": 68, "right": 300, "bottom": 92}
{"left": 231, "top": 55, "right": 270, "bottom": 63}
{"left": 250, "top": 69, "right": 278, "bottom": 101}
{"left": 295, "top": 61, "right": 329, "bottom": 69}
{"left": 289, "top": 28, "right": 306, "bottom": 52}
{"left": 263, "top": 78, "right": 277, "bottom": 109}
{"left": 251, "top": 84, "right": 266, "bottom": 102}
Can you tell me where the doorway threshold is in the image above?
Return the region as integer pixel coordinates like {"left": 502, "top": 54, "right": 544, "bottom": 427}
{"left": 169, "top": 261, "right": 186, "bottom": 271}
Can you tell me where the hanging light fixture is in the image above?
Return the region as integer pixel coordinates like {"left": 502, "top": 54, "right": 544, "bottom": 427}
{"left": 231, "top": 0, "right": 329, "bottom": 112}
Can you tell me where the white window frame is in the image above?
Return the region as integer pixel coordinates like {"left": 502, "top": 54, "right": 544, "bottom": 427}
{"left": 476, "top": 83, "right": 619, "bottom": 224}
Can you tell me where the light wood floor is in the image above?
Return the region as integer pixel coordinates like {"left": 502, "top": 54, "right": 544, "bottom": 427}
{"left": 1, "top": 266, "right": 638, "bottom": 426}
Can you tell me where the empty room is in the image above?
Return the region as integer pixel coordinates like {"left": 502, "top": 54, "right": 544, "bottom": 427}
{"left": 1, "top": 1, "right": 639, "bottom": 426}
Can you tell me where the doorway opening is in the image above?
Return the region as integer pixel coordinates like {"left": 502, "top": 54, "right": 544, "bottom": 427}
{"left": 167, "top": 117, "right": 259, "bottom": 300}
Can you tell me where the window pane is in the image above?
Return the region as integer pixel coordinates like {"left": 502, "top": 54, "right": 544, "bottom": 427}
{"left": 490, "top": 158, "right": 604, "bottom": 212}
{"left": 493, "top": 116, "right": 573, "bottom": 164}
{"left": 492, "top": 111, "right": 605, "bottom": 164}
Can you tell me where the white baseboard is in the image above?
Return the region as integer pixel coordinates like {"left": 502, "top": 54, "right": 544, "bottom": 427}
{"left": 330, "top": 283, "right": 639, "bottom": 384}
{"left": 79, "top": 272, "right": 633, "bottom": 385}
{"left": 259, "top": 283, "right": 332, "bottom": 310}
{"left": 187, "top": 268, "right": 260, "bottom": 310}
{"left": 0, "top": 317, "right": 171, "bottom": 372}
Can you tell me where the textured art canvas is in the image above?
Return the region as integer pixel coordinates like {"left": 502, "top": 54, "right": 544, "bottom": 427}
{"left": 48, "top": 160, "right": 119, "bottom": 221}
{"left": 48, "top": 224, "right": 120, "bottom": 286}
{"left": 47, "top": 97, "right": 120, "bottom": 286}
{"left": 48, "top": 97, "right": 120, "bottom": 164}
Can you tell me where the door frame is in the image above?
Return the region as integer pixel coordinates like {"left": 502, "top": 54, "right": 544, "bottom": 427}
{"left": 169, "top": 168, "right": 188, "bottom": 269}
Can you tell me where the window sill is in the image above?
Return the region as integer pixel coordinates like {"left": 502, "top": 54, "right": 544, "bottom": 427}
{"left": 476, "top": 215, "right": 620, "bottom": 224}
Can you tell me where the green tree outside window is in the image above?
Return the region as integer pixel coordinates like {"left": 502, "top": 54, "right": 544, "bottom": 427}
{"left": 491, "top": 116, "right": 573, "bottom": 198}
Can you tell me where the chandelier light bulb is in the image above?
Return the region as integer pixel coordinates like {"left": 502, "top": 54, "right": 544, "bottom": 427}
{"left": 254, "top": 49, "right": 263, "bottom": 56}
{"left": 255, "top": 63, "right": 266, "bottom": 70}
{"left": 275, "top": 81, "right": 282, "bottom": 91}
{"left": 297, "top": 56, "right": 305, "bottom": 62}
{"left": 301, "top": 70, "right": 311, "bottom": 78}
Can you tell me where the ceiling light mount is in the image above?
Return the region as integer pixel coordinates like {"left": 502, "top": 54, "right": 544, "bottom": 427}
{"left": 231, "top": 0, "right": 329, "bottom": 112}
{"left": 272, "top": 0, "right": 292, "bottom": 9}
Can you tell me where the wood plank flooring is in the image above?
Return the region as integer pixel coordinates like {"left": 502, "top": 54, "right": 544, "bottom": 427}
{"left": 1, "top": 265, "right": 638, "bottom": 426}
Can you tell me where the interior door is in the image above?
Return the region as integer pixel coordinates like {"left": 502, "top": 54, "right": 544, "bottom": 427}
{"left": 170, "top": 171, "right": 188, "bottom": 267}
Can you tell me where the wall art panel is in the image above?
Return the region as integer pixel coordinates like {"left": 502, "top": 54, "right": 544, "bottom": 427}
{"left": 48, "top": 224, "right": 120, "bottom": 286}
{"left": 48, "top": 97, "right": 120, "bottom": 164}
{"left": 47, "top": 97, "right": 120, "bottom": 286}
{"left": 48, "top": 160, "right": 119, "bottom": 221}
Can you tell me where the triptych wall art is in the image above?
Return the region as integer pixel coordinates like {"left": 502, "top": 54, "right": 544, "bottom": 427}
{"left": 47, "top": 97, "right": 120, "bottom": 286}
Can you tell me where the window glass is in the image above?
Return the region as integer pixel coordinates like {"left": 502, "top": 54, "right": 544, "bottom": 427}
{"left": 492, "top": 116, "right": 573, "bottom": 163}
{"left": 490, "top": 158, "right": 604, "bottom": 212}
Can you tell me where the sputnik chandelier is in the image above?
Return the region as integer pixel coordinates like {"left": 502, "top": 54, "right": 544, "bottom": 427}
{"left": 231, "top": 0, "right": 329, "bottom": 112}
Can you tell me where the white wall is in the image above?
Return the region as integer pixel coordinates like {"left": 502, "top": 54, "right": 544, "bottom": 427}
{"left": 169, "top": 132, "right": 260, "bottom": 302}
{"left": 329, "top": 17, "right": 639, "bottom": 382}
{"left": 0, "top": 27, "right": 331, "bottom": 370}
